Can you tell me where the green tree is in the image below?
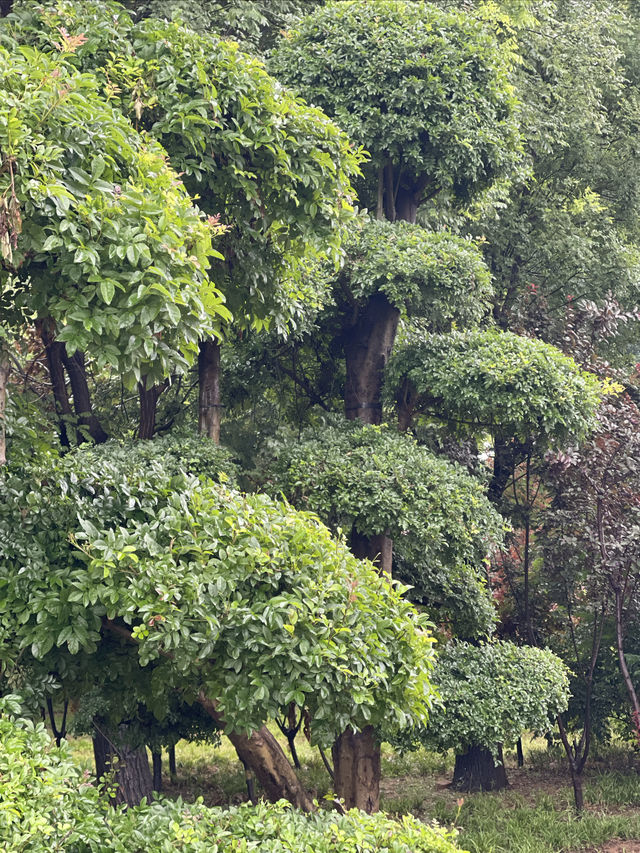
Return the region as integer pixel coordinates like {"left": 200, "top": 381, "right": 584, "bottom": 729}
{"left": 4, "top": 0, "right": 362, "bottom": 441}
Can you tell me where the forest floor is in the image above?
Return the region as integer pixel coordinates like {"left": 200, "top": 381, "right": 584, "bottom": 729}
{"left": 67, "top": 730, "right": 640, "bottom": 853}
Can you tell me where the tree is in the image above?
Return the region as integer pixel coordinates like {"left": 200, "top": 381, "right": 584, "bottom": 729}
{"left": 410, "top": 640, "right": 569, "bottom": 792}
{"left": 4, "top": 0, "right": 362, "bottom": 441}
{"left": 541, "top": 394, "right": 640, "bottom": 807}
{"left": 0, "top": 438, "right": 436, "bottom": 808}
{"left": 271, "top": 0, "right": 521, "bottom": 420}
{"left": 0, "top": 35, "right": 229, "bottom": 446}
{"left": 263, "top": 421, "right": 503, "bottom": 637}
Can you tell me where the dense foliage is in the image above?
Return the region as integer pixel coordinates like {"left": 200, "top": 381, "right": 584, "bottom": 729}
{"left": 0, "top": 699, "right": 464, "bottom": 852}
{"left": 0, "top": 440, "right": 435, "bottom": 743}
{"left": 4, "top": 0, "right": 362, "bottom": 332}
{"left": 386, "top": 328, "right": 605, "bottom": 441}
{"left": 271, "top": 0, "right": 520, "bottom": 206}
{"left": 263, "top": 421, "right": 503, "bottom": 636}
{"left": 417, "top": 641, "right": 570, "bottom": 757}
{"left": 0, "top": 42, "right": 227, "bottom": 384}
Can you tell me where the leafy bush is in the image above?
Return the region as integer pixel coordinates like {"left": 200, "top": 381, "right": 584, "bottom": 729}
{"left": 415, "top": 641, "right": 570, "bottom": 757}
{"left": 386, "top": 328, "right": 604, "bottom": 442}
{"left": 0, "top": 439, "right": 435, "bottom": 743}
{"left": 0, "top": 700, "right": 465, "bottom": 852}
{"left": 263, "top": 422, "right": 503, "bottom": 636}
{"left": 332, "top": 217, "right": 492, "bottom": 329}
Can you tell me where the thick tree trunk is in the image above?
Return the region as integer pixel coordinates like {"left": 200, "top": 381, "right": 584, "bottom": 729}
{"left": 38, "top": 319, "right": 73, "bottom": 448}
{"left": 92, "top": 724, "right": 153, "bottom": 807}
{"left": 152, "top": 750, "right": 162, "bottom": 792}
{"left": 332, "top": 726, "right": 380, "bottom": 813}
{"left": 0, "top": 0, "right": 13, "bottom": 17}
{"left": 198, "top": 338, "right": 222, "bottom": 443}
{"left": 61, "top": 349, "right": 108, "bottom": 444}
{"left": 452, "top": 745, "right": 508, "bottom": 792}
{"left": 0, "top": 351, "right": 8, "bottom": 466}
{"left": 343, "top": 293, "right": 399, "bottom": 425}
{"left": 198, "top": 695, "right": 314, "bottom": 811}
{"left": 168, "top": 744, "right": 177, "bottom": 779}
{"left": 138, "top": 377, "right": 166, "bottom": 440}
{"left": 350, "top": 528, "right": 392, "bottom": 576}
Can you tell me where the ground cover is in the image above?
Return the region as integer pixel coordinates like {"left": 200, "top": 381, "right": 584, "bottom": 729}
{"left": 64, "top": 732, "right": 640, "bottom": 853}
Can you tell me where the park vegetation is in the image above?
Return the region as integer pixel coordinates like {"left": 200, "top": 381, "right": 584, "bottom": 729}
{"left": 2, "top": 1, "right": 640, "bottom": 851}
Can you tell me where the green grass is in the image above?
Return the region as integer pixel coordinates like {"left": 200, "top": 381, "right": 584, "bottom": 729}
{"left": 63, "top": 728, "right": 640, "bottom": 853}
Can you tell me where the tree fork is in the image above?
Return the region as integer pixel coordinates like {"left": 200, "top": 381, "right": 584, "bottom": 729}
{"left": 198, "top": 695, "right": 314, "bottom": 811}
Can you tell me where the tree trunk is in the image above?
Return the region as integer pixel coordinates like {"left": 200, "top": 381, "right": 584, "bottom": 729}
{"left": 198, "top": 338, "right": 222, "bottom": 443}
{"left": 92, "top": 724, "right": 153, "bottom": 807}
{"left": 138, "top": 377, "right": 166, "bottom": 440}
{"left": 452, "top": 745, "right": 508, "bottom": 792}
{"left": 614, "top": 588, "right": 640, "bottom": 742}
{"left": 38, "top": 319, "right": 73, "bottom": 448}
{"left": 0, "top": 350, "right": 8, "bottom": 466}
{"left": 331, "top": 725, "right": 380, "bottom": 813}
{"left": 61, "top": 349, "right": 108, "bottom": 444}
{"left": 168, "top": 744, "right": 177, "bottom": 779}
{"left": 152, "top": 750, "right": 162, "bottom": 792}
{"left": 350, "top": 528, "right": 392, "bottom": 576}
{"left": 198, "top": 695, "right": 314, "bottom": 811}
{"left": 343, "top": 292, "right": 399, "bottom": 425}
{"left": 516, "top": 737, "right": 524, "bottom": 768}
{"left": 0, "top": 0, "right": 13, "bottom": 17}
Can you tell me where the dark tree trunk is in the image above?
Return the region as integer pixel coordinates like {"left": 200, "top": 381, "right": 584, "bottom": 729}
{"left": 0, "top": 351, "right": 8, "bottom": 466}
{"left": 92, "top": 724, "right": 153, "bottom": 807}
{"left": 152, "top": 750, "right": 162, "bottom": 792}
{"left": 516, "top": 738, "right": 524, "bottom": 768}
{"left": 168, "top": 744, "right": 177, "bottom": 779}
{"left": 343, "top": 292, "right": 399, "bottom": 425}
{"left": 138, "top": 377, "right": 167, "bottom": 440}
{"left": 350, "top": 528, "right": 392, "bottom": 576}
{"left": 0, "top": 0, "right": 12, "bottom": 17}
{"left": 61, "top": 349, "right": 108, "bottom": 444}
{"left": 452, "top": 745, "right": 508, "bottom": 792}
{"left": 332, "top": 725, "right": 380, "bottom": 813}
{"left": 198, "top": 338, "right": 222, "bottom": 443}
{"left": 198, "top": 695, "right": 314, "bottom": 811}
{"left": 38, "top": 319, "right": 72, "bottom": 448}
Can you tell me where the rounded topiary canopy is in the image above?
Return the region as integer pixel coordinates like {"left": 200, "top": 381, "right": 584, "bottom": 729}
{"left": 0, "top": 440, "right": 435, "bottom": 744}
{"left": 0, "top": 41, "right": 226, "bottom": 385}
{"left": 386, "top": 328, "right": 604, "bottom": 442}
{"left": 271, "top": 0, "right": 521, "bottom": 199}
{"left": 5, "top": 0, "right": 363, "bottom": 331}
{"left": 263, "top": 421, "right": 503, "bottom": 636}
{"left": 419, "top": 640, "right": 569, "bottom": 756}
{"left": 332, "top": 217, "right": 492, "bottom": 328}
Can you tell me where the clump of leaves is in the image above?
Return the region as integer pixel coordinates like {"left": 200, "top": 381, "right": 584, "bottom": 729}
{"left": 0, "top": 439, "right": 435, "bottom": 744}
{"left": 386, "top": 328, "right": 604, "bottom": 443}
{"left": 414, "top": 641, "right": 570, "bottom": 757}
{"left": 262, "top": 421, "right": 504, "bottom": 636}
